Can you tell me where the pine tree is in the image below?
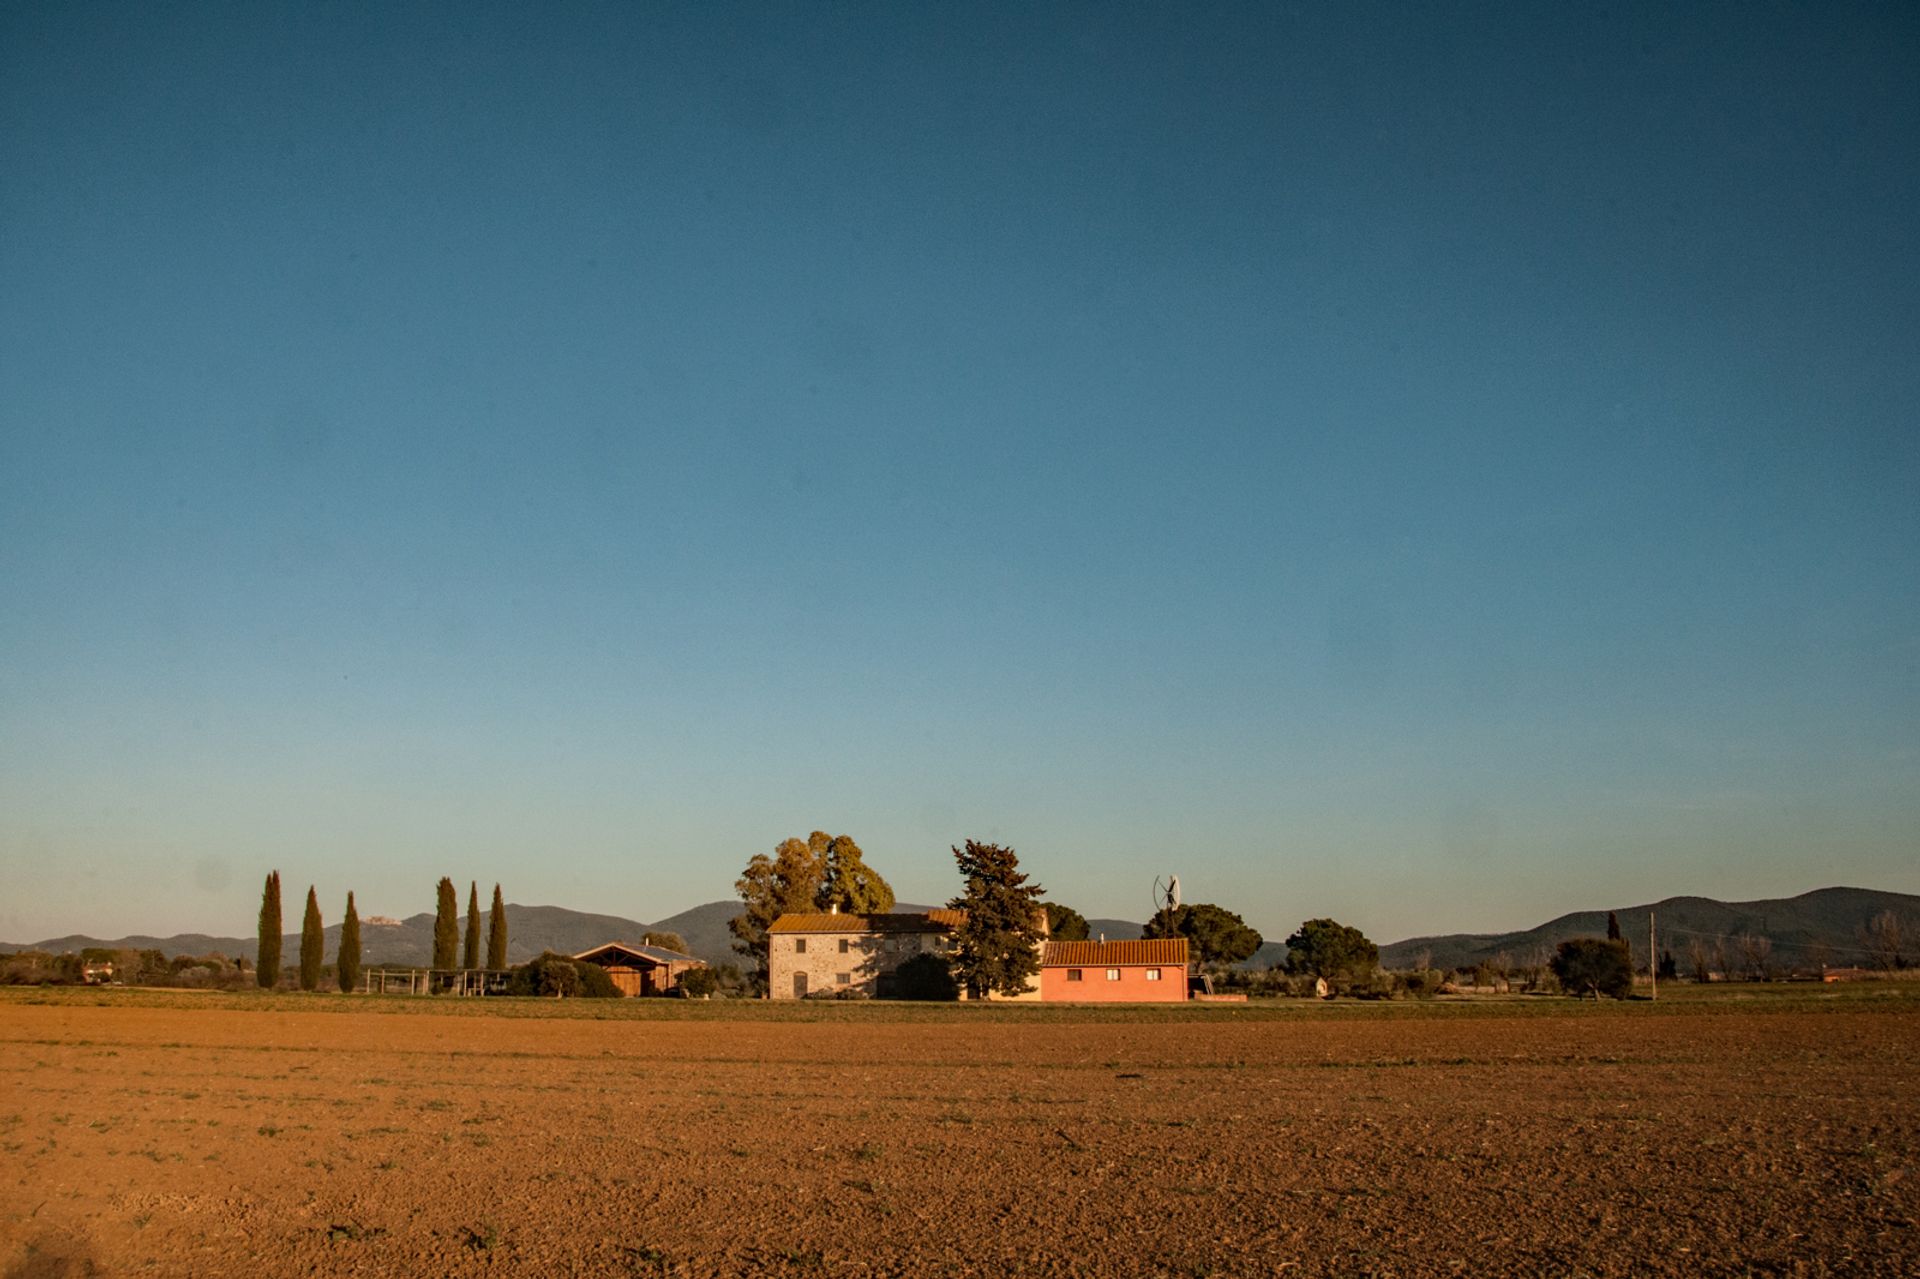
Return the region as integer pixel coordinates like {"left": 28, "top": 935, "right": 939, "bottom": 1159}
{"left": 337, "top": 892, "right": 362, "bottom": 993}
{"left": 299, "top": 886, "right": 324, "bottom": 991}
{"left": 464, "top": 881, "right": 481, "bottom": 970}
{"left": 1606, "top": 911, "right": 1622, "bottom": 941}
{"left": 947, "top": 839, "right": 1046, "bottom": 998}
{"left": 433, "top": 877, "right": 459, "bottom": 970}
{"left": 257, "top": 870, "right": 282, "bottom": 989}
{"left": 487, "top": 884, "right": 508, "bottom": 969}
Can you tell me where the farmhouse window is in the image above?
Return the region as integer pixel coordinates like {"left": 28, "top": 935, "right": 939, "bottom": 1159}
{"left": 836, "top": 972, "right": 850, "bottom": 985}
{"left": 839, "top": 938, "right": 850, "bottom": 953}
{"left": 1145, "top": 968, "right": 1161, "bottom": 981}
{"left": 795, "top": 939, "right": 807, "bottom": 954}
{"left": 1066, "top": 969, "right": 1083, "bottom": 982}
{"left": 1106, "top": 969, "right": 1121, "bottom": 981}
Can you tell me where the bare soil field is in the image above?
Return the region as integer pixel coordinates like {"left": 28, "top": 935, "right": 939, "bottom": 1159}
{"left": 2, "top": 990, "right": 1915, "bottom": 1278}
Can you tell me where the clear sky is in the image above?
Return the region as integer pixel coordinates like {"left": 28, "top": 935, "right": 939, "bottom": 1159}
{"left": 2, "top": 3, "right": 1915, "bottom": 946}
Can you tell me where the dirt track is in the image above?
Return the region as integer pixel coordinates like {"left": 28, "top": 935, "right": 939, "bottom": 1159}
{"left": 2, "top": 997, "right": 1915, "bottom": 1277}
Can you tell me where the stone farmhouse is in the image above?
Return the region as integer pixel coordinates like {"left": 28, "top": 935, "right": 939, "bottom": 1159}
{"left": 768, "top": 907, "right": 971, "bottom": 1000}
{"left": 767, "top": 907, "right": 1191, "bottom": 1002}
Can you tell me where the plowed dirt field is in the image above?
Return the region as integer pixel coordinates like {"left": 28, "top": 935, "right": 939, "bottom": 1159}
{"left": 2, "top": 992, "right": 1915, "bottom": 1277}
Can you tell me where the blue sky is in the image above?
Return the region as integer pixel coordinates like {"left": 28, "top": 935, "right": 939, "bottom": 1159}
{"left": 2, "top": 3, "right": 1915, "bottom": 946}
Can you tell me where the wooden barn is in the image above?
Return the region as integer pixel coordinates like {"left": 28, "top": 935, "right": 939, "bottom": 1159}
{"left": 572, "top": 942, "right": 706, "bottom": 996}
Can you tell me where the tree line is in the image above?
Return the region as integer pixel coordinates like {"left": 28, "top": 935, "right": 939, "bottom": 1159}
{"left": 252, "top": 872, "right": 509, "bottom": 992}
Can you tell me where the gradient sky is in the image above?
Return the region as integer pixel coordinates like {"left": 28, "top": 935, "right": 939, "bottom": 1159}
{"left": 2, "top": 3, "right": 1915, "bottom": 947}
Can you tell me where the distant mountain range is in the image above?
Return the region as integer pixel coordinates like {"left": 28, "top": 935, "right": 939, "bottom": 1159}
{"left": 4, "top": 887, "right": 1912, "bottom": 973}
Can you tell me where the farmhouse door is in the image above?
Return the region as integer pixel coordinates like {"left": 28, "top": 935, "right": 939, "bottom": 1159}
{"left": 793, "top": 972, "right": 807, "bottom": 999}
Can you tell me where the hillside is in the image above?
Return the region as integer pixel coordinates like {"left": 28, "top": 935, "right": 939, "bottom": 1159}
{"left": 1376, "top": 886, "right": 1920, "bottom": 972}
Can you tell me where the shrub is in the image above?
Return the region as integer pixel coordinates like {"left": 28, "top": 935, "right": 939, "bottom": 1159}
{"left": 890, "top": 952, "right": 959, "bottom": 1001}
{"left": 1396, "top": 969, "right": 1445, "bottom": 999}
{"left": 1343, "top": 972, "right": 1396, "bottom": 1000}
{"left": 506, "top": 952, "right": 620, "bottom": 998}
{"left": 677, "top": 967, "right": 719, "bottom": 998}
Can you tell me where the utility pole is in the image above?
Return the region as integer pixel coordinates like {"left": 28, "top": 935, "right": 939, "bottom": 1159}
{"left": 1649, "top": 910, "right": 1657, "bottom": 1001}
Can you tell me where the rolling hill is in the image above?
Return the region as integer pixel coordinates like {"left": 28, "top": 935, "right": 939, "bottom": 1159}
{"left": 1375, "top": 886, "right": 1920, "bottom": 972}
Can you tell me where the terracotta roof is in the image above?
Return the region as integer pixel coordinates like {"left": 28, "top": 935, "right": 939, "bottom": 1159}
{"left": 1042, "top": 938, "right": 1189, "bottom": 967}
{"left": 768, "top": 909, "right": 966, "bottom": 935}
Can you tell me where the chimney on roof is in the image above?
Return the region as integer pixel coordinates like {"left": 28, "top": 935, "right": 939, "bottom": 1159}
{"left": 829, "top": 903, "right": 838, "bottom": 914}
{"left": 1099, "top": 932, "right": 1105, "bottom": 944}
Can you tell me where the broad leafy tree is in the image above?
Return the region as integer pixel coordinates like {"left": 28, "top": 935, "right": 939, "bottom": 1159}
{"left": 1144, "top": 903, "right": 1263, "bottom": 967}
{"left": 433, "top": 877, "right": 459, "bottom": 970}
{"left": 256, "top": 870, "right": 282, "bottom": 989}
{"left": 299, "top": 886, "right": 324, "bottom": 991}
{"left": 947, "top": 839, "right": 1045, "bottom": 999}
{"left": 1284, "top": 918, "right": 1378, "bottom": 979}
{"left": 818, "top": 834, "right": 895, "bottom": 914}
{"left": 1044, "top": 902, "right": 1090, "bottom": 942}
{"left": 643, "top": 930, "right": 689, "bottom": 954}
{"left": 487, "top": 884, "right": 509, "bottom": 969}
{"left": 464, "top": 881, "right": 482, "bottom": 970}
{"left": 337, "top": 892, "right": 362, "bottom": 993}
{"left": 1551, "top": 937, "right": 1633, "bottom": 998}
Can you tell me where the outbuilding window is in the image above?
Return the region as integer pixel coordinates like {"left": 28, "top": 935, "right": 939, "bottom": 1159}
{"left": 1106, "top": 968, "right": 1121, "bottom": 981}
{"left": 795, "top": 939, "right": 807, "bottom": 955}
{"left": 1145, "top": 968, "right": 1161, "bottom": 981}
{"left": 836, "top": 972, "right": 850, "bottom": 985}
{"left": 839, "top": 938, "right": 850, "bottom": 953}
{"left": 1066, "top": 969, "right": 1083, "bottom": 982}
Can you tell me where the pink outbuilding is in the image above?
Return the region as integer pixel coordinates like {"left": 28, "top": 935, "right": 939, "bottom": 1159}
{"left": 1039, "top": 938, "right": 1190, "bottom": 1002}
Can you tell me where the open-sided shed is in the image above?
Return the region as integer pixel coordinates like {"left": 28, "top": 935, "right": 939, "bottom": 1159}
{"left": 572, "top": 942, "right": 705, "bottom": 996}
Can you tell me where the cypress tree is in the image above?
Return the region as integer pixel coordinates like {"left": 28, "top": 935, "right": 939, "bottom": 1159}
{"left": 432, "top": 877, "right": 459, "bottom": 970}
{"left": 299, "top": 886, "right": 324, "bottom": 991}
{"left": 487, "top": 883, "right": 508, "bottom": 969}
{"left": 257, "top": 870, "right": 282, "bottom": 989}
{"left": 338, "top": 892, "right": 362, "bottom": 993}
{"left": 464, "top": 881, "right": 481, "bottom": 969}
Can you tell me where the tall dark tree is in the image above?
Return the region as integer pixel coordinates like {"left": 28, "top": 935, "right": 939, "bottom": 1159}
{"left": 1044, "top": 902, "right": 1090, "bottom": 942}
{"left": 1144, "top": 903, "right": 1263, "bottom": 967}
{"left": 1606, "top": 911, "right": 1622, "bottom": 941}
{"left": 256, "top": 870, "right": 282, "bottom": 989}
{"left": 299, "top": 886, "right": 324, "bottom": 991}
{"left": 337, "top": 892, "right": 362, "bottom": 993}
{"left": 947, "top": 840, "right": 1046, "bottom": 999}
{"left": 464, "top": 881, "right": 482, "bottom": 970}
{"left": 433, "top": 877, "right": 459, "bottom": 970}
{"left": 487, "top": 884, "right": 509, "bottom": 969}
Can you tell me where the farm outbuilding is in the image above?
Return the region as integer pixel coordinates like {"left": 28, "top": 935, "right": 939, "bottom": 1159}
{"left": 572, "top": 942, "right": 706, "bottom": 996}
{"left": 1039, "top": 938, "right": 1190, "bottom": 1002}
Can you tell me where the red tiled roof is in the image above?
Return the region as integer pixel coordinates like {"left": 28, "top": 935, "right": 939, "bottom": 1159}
{"left": 768, "top": 909, "right": 966, "bottom": 935}
{"left": 1042, "top": 938, "right": 1189, "bottom": 967}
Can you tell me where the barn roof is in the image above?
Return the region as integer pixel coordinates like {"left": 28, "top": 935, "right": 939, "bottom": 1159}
{"left": 768, "top": 909, "right": 967, "bottom": 935}
{"left": 1042, "top": 938, "right": 1189, "bottom": 967}
{"left": 573, "top": 942, "right": 703, "bottom": 966}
